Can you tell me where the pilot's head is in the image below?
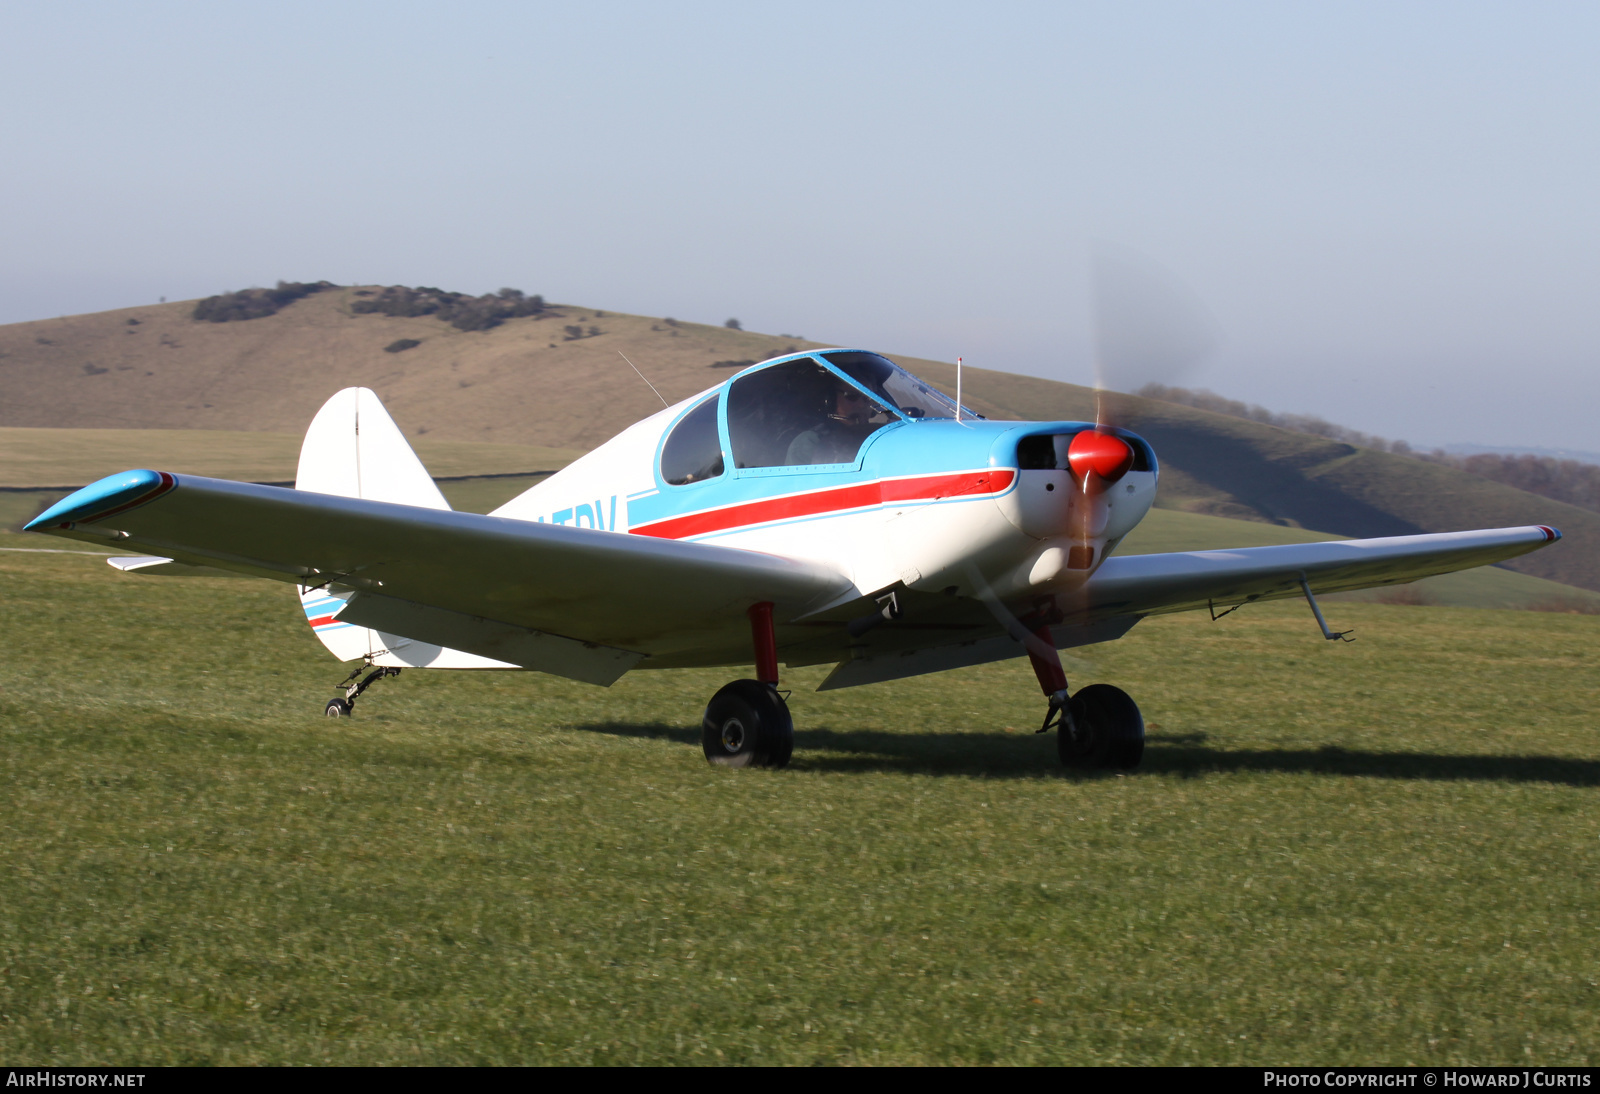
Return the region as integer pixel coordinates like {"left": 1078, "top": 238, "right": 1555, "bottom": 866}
{"left": 830, "top": 383, "right": 875, "bottom": 426}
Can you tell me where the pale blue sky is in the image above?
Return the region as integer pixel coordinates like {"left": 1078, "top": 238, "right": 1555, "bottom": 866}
{"left": 2, "top": 1, "right": 1596, "bottom": 451}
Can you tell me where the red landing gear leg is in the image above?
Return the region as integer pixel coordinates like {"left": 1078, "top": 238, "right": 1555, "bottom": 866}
{"left": 1026, "top": 623, "right": 1073, "bottom": 735}
{"left": 749, "top": 601, "right": 779, "bottom": 686}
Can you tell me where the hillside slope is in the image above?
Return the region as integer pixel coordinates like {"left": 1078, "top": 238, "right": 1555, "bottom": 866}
{"left": 2, "top": 288, "right": 1591, "bottom": 590}
{"left": 0, "top": 289, "right": 862, "bottom": 449}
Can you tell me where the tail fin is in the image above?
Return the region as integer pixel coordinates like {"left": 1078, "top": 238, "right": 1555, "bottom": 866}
{"left": 295, "top": 387, "right": 450, "bottom": 509}
{"left": 294, "top": 388, "right": 511, "bottom": 670}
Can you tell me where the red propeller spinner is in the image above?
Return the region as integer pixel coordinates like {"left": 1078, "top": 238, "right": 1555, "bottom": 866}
{"left": 1066, "top": 430, "right": 1133, "bottom": 489}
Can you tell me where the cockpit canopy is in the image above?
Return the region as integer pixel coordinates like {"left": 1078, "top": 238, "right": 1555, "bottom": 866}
{"left": 657, "top": 351, "right": 979, "bottom": 485}
{"left": 724, "top": 352, "right": 974, "bottom": 470}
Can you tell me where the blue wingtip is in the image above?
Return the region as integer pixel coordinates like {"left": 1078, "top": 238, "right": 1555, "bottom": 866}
{"left": 25, "top": 469, "right": 177, "bottom": 531}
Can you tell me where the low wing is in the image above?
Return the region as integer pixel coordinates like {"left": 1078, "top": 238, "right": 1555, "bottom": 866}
{"left": 29, "top": 470, "right": 852, "bottom": 683}
{"left": 1079, "top": 526, "right": 1562, "bottom": 619}
{"left": 817, "top": 525, "right": 1561, "bottom": 689}
{"left": 28, "top": 470, "right": 1564, "bottom": 690}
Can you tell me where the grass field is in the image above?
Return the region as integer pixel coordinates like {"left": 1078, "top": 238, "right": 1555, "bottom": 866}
{"left": 2, "top": 536, "right": 1597, "bottom": 1064}
{"left": 0, "top": 427, "right": 579, "bottom": 488}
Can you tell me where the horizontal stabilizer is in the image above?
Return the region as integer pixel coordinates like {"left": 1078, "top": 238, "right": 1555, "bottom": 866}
{"left": 336, "top": 593, "right": 643, "bottom": 685}
{"left": 108, "top": 555, "right": 241, "bottom": 578}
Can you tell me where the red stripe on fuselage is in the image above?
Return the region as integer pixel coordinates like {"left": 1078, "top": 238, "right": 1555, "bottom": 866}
{"left": 630, "top": 469, "right": 1014, "bottom": 540}
{"left": 307, "top": 615, "right": 340, "bottom": 629}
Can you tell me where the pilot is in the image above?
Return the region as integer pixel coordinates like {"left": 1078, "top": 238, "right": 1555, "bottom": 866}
{"left": 785, "top": 382, "right": 883, "bottom": 465}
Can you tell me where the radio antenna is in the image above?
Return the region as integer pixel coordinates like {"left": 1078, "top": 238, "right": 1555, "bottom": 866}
{"left": 618, "top": 351, "right": 669, "bottom": 408}
{"left": 955, "top": 357, "right": 963, "bottom": 422}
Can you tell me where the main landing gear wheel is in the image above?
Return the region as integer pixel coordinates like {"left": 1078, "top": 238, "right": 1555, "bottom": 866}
{"left": 702, "top": 680, "right": 794, "bottom": 769}
{"left": 1058, "top": 683, "right": 1144, "bottom": 770}
{"left": 325, "top": 698, "right": 353, "bottom": 718}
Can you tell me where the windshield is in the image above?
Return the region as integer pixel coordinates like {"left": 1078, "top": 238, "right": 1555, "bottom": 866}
{"left": 726, "top": 357, "right": 897, "bottom": 468}
{"left": 821, "top": 351, "right": 976, "bottom": 420}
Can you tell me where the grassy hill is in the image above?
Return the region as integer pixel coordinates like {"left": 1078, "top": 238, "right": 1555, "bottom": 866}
{"left": 1, "top": 286, "right": 1593, "bottom": 591}
{"left": 0, "top": 289, "right": 844, "bottom": 450}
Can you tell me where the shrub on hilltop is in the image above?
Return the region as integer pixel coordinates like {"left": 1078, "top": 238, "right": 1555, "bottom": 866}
{"left": 352, "top": 285, "right": 547, "bottom": 332}
{"left": 192, "top": 281, "right": 336, "bottom": 322}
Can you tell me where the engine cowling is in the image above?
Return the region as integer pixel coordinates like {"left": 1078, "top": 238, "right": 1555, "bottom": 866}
{"left": 996, "top": 426, "right": 1158, "bottom": 593}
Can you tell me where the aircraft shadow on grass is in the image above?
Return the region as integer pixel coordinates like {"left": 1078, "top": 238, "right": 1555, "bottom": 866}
{"left": 575, "top": 722, "right": 1600, "bottom": 785}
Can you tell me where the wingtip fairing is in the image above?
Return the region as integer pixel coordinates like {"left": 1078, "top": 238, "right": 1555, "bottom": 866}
{"left": 25, "top": 469, "right": 176, "bottom": 531}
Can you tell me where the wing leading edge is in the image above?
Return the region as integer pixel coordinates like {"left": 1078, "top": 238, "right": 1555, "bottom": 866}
{"left": 1080, "top": 526, "right": 1561, "bottom": 620}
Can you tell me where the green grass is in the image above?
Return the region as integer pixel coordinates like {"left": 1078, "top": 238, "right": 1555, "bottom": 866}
{"left": 436, "top": 473, "right": 552, "bottom": 515}
{"left": 0, "top": 427, "right": 578, "bottom": 488}
{"left": 0, "top": 490, "right": 70, "bottom": 533}
{"left": 2, "top": 542, "right": 1598, "bottom": 1064}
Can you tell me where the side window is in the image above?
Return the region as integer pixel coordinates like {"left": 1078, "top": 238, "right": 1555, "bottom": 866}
{"left": 727, "top": 358, "right": 895, "bottom": 469}
{"left": 660, "top": 395, "right": 725, "bottom": 485}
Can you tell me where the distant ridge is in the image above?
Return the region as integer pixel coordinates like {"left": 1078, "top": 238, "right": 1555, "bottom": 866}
{"left": 2, "top": 286, "right": 1593, "bottom": 592}
{"left": 0, "top": 287, "right": 841, "bottom": 450}
{"left": 1442, "top": 443, "right": 1600, "bottom": 466}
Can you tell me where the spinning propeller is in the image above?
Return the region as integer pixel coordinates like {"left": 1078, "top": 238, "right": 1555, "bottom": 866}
{"left": 1089, "top": 239, "right": 1222, "bottom": 432}
{"left": 1064, "top": 243, "right": 1223, "bottom": 547}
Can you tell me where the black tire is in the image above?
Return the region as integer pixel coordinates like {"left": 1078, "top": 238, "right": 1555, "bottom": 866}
{"left": 702, "top": 680, "right": 793, "bottom": 769}
{"left": 325, "top": 698, "right": 352, "bottom": 718}
{"left": 1058, "top": 683, "right": 1143, "bottom": 769}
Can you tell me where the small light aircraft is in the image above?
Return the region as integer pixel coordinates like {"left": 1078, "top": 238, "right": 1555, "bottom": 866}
{"left": 27, "top": 349, "right": 1560, "bottom": 769}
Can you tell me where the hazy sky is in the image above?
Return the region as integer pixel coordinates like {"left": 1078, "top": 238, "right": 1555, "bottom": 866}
{"left": 3, "top": 1, "right": 1597, "bottom": 451}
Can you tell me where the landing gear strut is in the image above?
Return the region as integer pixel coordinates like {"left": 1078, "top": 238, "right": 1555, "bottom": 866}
{"left": 702, "top": 602, "right": 793, "bottom": 768}
{"left": 325, "top": 664, "right": 402, "bottom": 717}
{"left": 1026, "top": 621, "right": 1144, "bottom": 769}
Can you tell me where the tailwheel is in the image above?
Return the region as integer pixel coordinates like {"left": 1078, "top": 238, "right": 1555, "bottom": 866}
{"left": 702, "top": 680, "right": 794, "bottom": 769}
{"left": 322, "top": 664, "right": 402, "bottom": 718}
{"left": 1058, "top": 683, "right": 1144, "bottom": 770}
